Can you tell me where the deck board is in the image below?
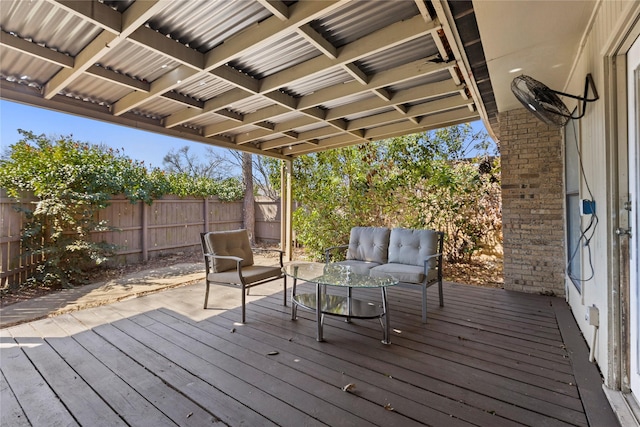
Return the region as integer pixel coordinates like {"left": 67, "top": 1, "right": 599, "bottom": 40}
{"left": 1, "top": 279, "right": 618, "bottom": 426}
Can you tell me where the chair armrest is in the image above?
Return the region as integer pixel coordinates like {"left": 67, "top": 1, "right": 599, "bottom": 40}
{"left": 252, "top": 247, "right": 285, "bottom": 267}
{"left": 324, "top": 244, "right": 349, "bottom": 263}
{"left": 203, "top": 253, "right": 244, "bottom": 274}
{"left": 204, "top": 253, "right": 243, "bottom": 263}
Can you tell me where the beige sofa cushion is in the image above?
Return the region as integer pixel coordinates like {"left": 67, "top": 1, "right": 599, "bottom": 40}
{"left": 387, "top": 228, "right": 439, "bottom": 269}
{"left": 346, "top": 226, "right": 390, "bottom": 264}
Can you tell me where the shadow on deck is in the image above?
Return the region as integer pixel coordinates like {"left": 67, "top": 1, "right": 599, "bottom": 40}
{"left": 1, "top": 280, "right": 618, "bottom": 426}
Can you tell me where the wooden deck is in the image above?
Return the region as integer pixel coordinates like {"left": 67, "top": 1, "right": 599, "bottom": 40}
{"left": 1, "top": 279, "right": 618, "bottom": 426}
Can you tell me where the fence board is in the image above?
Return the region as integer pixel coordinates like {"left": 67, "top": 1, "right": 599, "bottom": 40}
{"left": 1, "top": 193, "right": 280, "bottom": 288}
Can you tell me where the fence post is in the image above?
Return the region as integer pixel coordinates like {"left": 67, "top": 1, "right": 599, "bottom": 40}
{"left": 142, "top": 202, "right": 148, "bottom": 262}
{"left": 203, "top": 197, "right": 209, "bottom": 233}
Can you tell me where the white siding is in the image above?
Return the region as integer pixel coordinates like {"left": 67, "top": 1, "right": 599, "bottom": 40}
{"left": 563, "top": 0, "right": 638, "bottom": 387}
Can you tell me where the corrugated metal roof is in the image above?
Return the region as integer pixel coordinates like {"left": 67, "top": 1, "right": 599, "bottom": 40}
{"left": 176, "top": 77, "right": 235, "bottom": 102}
{"left": 320, "top": 92, "right": 375, "bottom": 110}
{"left": 284, "top": 67, "right": 352, "bottom": 97}
{"left": 148, "top": 0, "right": 272, "bottom": 53}
{"left": 344, "top": 106, "right": 395, "bottom": 122}
{"left": 356, "top": 35, "right": 437, "bottom": 74}
{"left": 0, "top": 0, "right": 484, "bottom": 159}
{"left": 0, "top": 48, "right": 59, "bottom": 87}
{"left": 291, "top": 121, "right": 328, "bottom": 134}
{"left": 184, "top": 113, "right": 227, "bottom": 128}
{"left": 63, "top": 74, "right": 130, "bottom": 105}
{"left": 1, "top": 0, "right": 101, "bottom": 56}
{"left": 99, "top": 41, "right": 181, "bottom": 83}
{"left": 227, "top": 95, "right": 275, "bottom": 116}
{"left": 132, "top": 97, "right": 184, "bottom": 120}
{"left": 312, "top": 1, "right": 419, "bottom": 47}
{"left": 231, "top": 33, "right": 320, "bottom": 79}
{"left": 387, "top": 70, "right": 453, "bottom": 92}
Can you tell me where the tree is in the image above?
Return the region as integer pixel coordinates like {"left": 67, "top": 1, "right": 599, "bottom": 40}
{"left": 291, "top": 124, "right": 501, "bottom": 262}
{"left": 242, "top": 152, "right": 255, "bottom": 244}
{"left": 226, "top": 150, "right": 279, "bottom": 199}
{"left": 162, "top": 145, "right": 232, "bottom": 179}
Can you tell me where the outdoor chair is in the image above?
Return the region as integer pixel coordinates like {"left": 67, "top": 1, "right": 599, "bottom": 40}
{"left": 200, "top": 229, "right": 286, "bottom": 323}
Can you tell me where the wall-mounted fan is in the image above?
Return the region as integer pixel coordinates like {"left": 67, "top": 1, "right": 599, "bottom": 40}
{"left": 511, "top": 74, "right": 599, "bottom": 127}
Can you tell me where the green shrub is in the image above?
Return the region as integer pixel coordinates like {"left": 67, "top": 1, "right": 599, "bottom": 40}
{"left": 290, "top": 124, "right": 501, "bottom": 262}
{"left": 0, "top": 130, "right": 244, "bottom": 289}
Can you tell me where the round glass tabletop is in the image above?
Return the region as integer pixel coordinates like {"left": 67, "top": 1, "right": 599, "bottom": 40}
{"left": 282, "top": 262, "right": 397, "bottom": 288}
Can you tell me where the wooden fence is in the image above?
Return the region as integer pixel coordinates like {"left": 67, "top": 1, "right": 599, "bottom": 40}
{"left": 0, "top": 192, "right": 281, "bottom": 289}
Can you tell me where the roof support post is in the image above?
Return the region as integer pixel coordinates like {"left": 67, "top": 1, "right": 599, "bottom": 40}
{"left": 280, "top": 159, "right": 293, "bottom": 261}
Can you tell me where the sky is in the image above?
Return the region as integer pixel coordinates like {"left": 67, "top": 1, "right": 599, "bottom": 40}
{"left": 0, "top": 99, "right": 220, "bottom": 169}
{"left": 0, "top": 99, "right": 490, "bottom": 167}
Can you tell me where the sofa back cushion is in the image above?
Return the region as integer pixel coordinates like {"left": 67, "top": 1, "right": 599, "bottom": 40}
{"left": 203, "top": 229, "right": 254, "bottom": 272}
{"left": 346, "top": 227, "right": 390, "bottom": 264}
{"left": 388, "top": 228, "right": 439, "bottom": 268}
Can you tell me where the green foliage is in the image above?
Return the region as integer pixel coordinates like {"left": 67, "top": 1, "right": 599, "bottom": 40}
{"left": 0, "top": 130, "right": 244, "bottom": 289}
{"left": 291, "top": 124, "right": 501, "bottom": 262}
{"left": 161, "top": 173, "right": 243, "bottom": 201}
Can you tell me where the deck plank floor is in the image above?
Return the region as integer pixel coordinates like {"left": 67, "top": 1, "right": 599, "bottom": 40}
{"left": 1, "top": 279, "right": 618, "bottom": 426}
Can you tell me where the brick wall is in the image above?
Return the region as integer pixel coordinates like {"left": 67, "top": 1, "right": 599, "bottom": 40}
{"left": 499, "top": 109, "right": 566, "bottom": 296}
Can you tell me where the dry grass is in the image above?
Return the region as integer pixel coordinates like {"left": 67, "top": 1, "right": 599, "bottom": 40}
{"left": 1, "top": 247, "right": 503, "bottom": 308}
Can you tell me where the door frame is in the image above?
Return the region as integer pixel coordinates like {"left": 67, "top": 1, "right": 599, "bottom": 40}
{"left": 604, "top": 6, "right": 640, "bottom": 393}
{"left": 627, "top": 31, "right": 640, "bottom": 397}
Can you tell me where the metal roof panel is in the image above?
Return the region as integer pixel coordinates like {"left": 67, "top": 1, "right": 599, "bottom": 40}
{"left": 148, "top": 0, "right": 272, "bottom": 53}
{"left": 99, "top": 42, "right": 182, "bottom": 83}
{"left": 312, "top": 1, "right": 419, "bottom": 47}
{"left": 1, "top": 0, "right": 102, "bottom": 56}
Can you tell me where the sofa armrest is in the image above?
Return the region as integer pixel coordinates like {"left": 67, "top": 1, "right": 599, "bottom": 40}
{"left": 422, "top": 252, "right": 443, "bottom": 277}
{"left": 324, "top": 244, "right": 349, "bottom": 263}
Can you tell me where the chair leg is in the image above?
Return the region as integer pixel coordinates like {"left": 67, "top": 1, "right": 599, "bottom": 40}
{"left": 203, "top": 281, "right": 210, "bottom": 309}
{"left": 241, "top": 283, "right": 246, "bottom": 323}
{"left": 422, "top": 284, "right": 428, "bottom": 323}
{"left": 438, "top": 280, "right": 444, "bottom": 307}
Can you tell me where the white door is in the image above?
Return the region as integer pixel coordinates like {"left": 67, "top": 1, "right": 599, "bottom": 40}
{"left": 629, "top": 33, "right": 640, "bottom": 397}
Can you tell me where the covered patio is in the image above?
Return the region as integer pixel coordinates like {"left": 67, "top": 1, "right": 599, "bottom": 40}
{"left": 1, "top": 279, "right": 616, "bottom": 426}
{"left": 2, "top": 0, "right": 639, "bottom": 425}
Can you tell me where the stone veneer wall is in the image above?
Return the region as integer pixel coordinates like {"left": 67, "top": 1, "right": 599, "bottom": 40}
{"left": 499, "top": 109, "right": 566, "bottom": 296}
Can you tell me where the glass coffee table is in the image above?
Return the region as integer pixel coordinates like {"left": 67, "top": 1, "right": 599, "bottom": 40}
{"left": 282, "top": 262, "right": 398, "bottom": 344}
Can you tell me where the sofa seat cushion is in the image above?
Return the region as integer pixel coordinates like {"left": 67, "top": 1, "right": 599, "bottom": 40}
{"left": 333, "top": 260, "right": 381, "bottom": 276}
{"left": 388, "top": 228, "right": 439, "bottom": 268}
{"left": 207, "top": 265, "right": 282, "bottom": 285}
{"left": 346, "top": 227, "right": 391, "bottom": 264}
{"left": 370, "top": 263, "right": 438, "bottom": 285}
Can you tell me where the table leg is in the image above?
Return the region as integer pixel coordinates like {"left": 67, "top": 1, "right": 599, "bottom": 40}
{"left": 316, "top": 282, "right": 324, "bottom": 342}
{"left": 346, "top": 286, "right": 352, "bottom": 323}
{"left": 381, "top": 287, "right": 391, "bottom": 345}
{"left": 291, "top": 278, "right": 298, "bottom": 320}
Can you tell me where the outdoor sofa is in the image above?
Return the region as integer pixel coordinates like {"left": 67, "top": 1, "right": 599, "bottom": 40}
{"left": 325, "top": 227, "right": 444, "bottom": 323}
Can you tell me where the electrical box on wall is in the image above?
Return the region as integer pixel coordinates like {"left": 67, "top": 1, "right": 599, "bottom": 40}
{"left": 581, "top": 199, "right": 596, "bottom": 216}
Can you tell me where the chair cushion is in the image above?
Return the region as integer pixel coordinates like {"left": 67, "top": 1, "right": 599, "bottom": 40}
{"left": 207, "top": 265, "right": 281, "bottom": 285}
{"left": 333, "top": 260, "right": 381, "bottom": 276}
{"left": 388, "top": 228, "right": 439, "bottom": 268}
{"left": 370, "top": 263, "right": 438, "bottom": 285}
{"left": 346, "top": 227, "right": 390, "bottom": 264}
{"left": 203, "top": 229, "right": 254, "bottom": 273}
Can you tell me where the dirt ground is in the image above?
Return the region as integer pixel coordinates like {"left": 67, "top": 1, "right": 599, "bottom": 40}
{"left": 1, "top": 248, "right": 503, "bottom": 308}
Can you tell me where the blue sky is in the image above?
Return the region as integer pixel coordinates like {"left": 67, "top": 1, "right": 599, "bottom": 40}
{"left": 0, "top": 99, "right": 219, "bottom": 169}
{"left": 1, "top": 99, "right": 489, "bottom": 167}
